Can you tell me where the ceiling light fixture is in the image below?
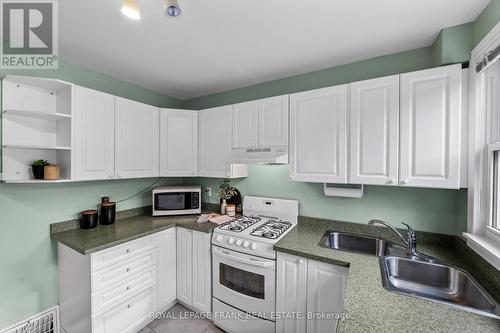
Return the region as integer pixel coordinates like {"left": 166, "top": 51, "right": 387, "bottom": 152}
{"left": 164, "top": 0, "right": 181, "bottom": 18}
{"left": 121, "top": 0, "right": 141, "bottom": 20}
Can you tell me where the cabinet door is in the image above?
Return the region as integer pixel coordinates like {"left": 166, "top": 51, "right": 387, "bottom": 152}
{"left": 91, "top": 283, "right": 157, "bottom": 333}
{"left": 155, "top": 228, "right": 177, "bottom": 312}
{"left": 232, "top": 101, "right": 258, "bottom": 149}
{"left": 73, "top": 86, "right": 115, "bottom": 180}
{"left": 160, "top": 109, "right": 198, "bottom": 177}
{"left": 115, "top": 97, "right": 159, "bottom": 179}
{"left": 400, "top": 64, "right": 461, "bottom": 189}
{"left": 349, "top": 75, "right": 399, "bottom": 185}
{"left": 198, "top": 106, "right": 232, "bottom": 177}
{"left": 306, "top": 260, "right": 348, "bottom": 333}
{"left": 191, "top": 231, "right": 212, "bottom": 313}
{"left": 176, "top": 228, "right": 193, "bottom": 306}
{"left": 289, "top": 85, "right": 348, "bottom": 183}
{"left": 276, "top": 253, "right": 307, "bottom": 333}
{"left": 258, "top": 95, "right": 289, "bottom": 147}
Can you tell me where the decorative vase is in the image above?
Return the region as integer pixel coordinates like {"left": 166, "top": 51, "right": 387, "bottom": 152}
{"left": 31, "top": 165, "right": 45, "bottom": 179}
{"left": 221, "top": 198, "right": 227, "bottom": 215}
{"left": 44, "top": 165, "right": 60, "bottom": 180}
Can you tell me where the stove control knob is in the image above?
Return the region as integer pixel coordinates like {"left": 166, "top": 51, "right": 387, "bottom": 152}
{"left": 215, "top": 235, "right": 223, "bottom": 243}
{"left": 243, "top": 241, "right": 250, "bottom": 248}
{"left": 236, "top": 239, "right": 242, "bottom": 247}
{"left": 228, "top": 237, "right": 235, "bottom": 245}
{"left": 251, "top": 242, "right": 258, "bottom": 250}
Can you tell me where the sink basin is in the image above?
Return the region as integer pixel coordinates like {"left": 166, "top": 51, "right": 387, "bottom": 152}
{"left": 380, "top": 256, "right": 500, "bottom": 318}
{"left": 319, "top": 231, "right": 395, "bottom": 256}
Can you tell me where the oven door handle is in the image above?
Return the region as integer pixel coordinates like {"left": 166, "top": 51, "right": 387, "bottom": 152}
{"left": 214, "top": 248, "right": 275, "bottom": 268}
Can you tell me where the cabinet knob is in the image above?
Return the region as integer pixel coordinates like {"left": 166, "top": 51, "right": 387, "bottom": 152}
{"left": 401, "top": 179, "right": 409, "bottom": 185}
{"left": 290, "top": 175, "right": 295, "bottom": 180}
{"left": 126, "top": 286, "right": 131, "bottom": 290}
{"left": 127, "top": 304, "right": 131, "bottom": 309}
{"left": 117, "top": 175, "right": 122, "bottom": 179}
{"left": 298, "top": 259, "right": 305, "bottom": 264}
{"left": 126, "top": 248, "right": 130, "bottom": 253}
{"left": 108, "top": 174, "right": 113, "bottom": 179}
{"left": 126, "top": 267, "right": 130, "bottom": 272}
{"left": 387, "top": 178, "right": 396, "bottom": 184}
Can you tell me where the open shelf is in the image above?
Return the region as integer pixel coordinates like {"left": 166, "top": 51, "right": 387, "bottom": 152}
{"left": 3, "top": 145, "right": 71, "bottom": 150}
{"left": 2, "top": 75, "right": 74, "bottom": 183}
{"left": 1, "top": 179, "right": 73, "bottom": 184}
{"left": 3, "top": 109, "right": 71, "bottom": 120}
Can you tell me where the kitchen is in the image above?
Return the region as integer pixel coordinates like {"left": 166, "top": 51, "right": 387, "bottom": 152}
{"left": 1, "top": 1, "right": 500, "bottom": 333}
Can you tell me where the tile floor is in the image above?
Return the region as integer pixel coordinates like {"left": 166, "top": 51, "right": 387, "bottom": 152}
{"left": 139, "top": 303, "right": 225, "bottom": 333}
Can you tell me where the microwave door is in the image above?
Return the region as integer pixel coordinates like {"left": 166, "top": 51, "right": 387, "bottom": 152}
{"left": 155, "top": 192, "right": 186, "bottom": 210}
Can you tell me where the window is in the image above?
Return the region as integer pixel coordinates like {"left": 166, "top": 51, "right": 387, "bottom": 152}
{"left": 489, "top": 144, "right": 500, "bottom": 237}
{"left": 465, "top": 21, "right": 500, "bottom": 271}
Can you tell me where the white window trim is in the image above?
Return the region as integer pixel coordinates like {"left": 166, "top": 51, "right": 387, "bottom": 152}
{"left": 465, "top": 20, "right": 500, "bottom": 271}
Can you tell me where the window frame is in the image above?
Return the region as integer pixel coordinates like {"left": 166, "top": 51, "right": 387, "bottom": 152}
{"left": 465, "top": 21, "right": 500, "bottom": 271}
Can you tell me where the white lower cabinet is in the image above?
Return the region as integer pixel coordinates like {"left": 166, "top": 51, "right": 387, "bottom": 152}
{"left": 176, "top": 228, "right": 212, "bottom": 313}
{"left": 58, "top": 228, "right": 177, "bottom": 333}
{"left": 276, "top": 252, "right": 349, "bottom": 333}
{"left": 156, "top": 228, "right": 177, "bottom": 311}
{"left": 91, "top": 283, "right": 157, "bottom": 333}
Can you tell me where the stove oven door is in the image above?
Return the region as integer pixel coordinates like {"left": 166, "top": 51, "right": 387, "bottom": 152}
{"left": 212, "top": 245, "right": 275, "bottom": 319}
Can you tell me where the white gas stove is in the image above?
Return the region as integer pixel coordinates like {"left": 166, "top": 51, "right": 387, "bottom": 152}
{"left": 212, "top": 196, "right": 299, "bottom": 333}
{"left": 212, "top": 196, "right": 299, "bottom": 259}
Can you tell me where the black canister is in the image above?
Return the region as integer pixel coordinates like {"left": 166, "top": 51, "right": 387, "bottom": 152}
{"left": 100, "top": 201, "right": 116, "bottom": 225}
{"left": 80, "top": 210, "right": 98, "bottom": 229}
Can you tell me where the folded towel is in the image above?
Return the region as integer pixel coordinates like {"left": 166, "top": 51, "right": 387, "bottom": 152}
{"left": 197, "top": 213, "right": 233, "bottom": 225}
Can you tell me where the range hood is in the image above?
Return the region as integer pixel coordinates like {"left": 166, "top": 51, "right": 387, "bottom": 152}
{"left": 229, "top": 147, "right": 288, "bottom": 164}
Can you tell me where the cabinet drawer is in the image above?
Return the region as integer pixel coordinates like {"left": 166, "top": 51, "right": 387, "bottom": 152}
{"left": 91, "top": 250, "right": 158, "bottom": 292}
{"left": 92, "top": 282, "right": 157, "bottom": 333}
{"left": 92, "top": 265, "right": 158, "bottom": 314}
{"left": 91, "top": 236, "right": 154, "bottom": 272}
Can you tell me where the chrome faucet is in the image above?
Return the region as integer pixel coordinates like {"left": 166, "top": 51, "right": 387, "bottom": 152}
{"left": 368, "top": 219, "right": 435, "bottom": 262}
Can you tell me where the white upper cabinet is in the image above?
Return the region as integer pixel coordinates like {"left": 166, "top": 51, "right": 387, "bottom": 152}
{"left": 199, "top": 106, "right": 247, "bottom": 178}
{"left": 349, "top": 75, "right": 399, "bottom": 186}
{"left": 232, "top": 95, "right": 289, "bottom": 149}
{"left": 400, "top": 64, "right": 461, "bottom": 189}
{"left": 289, "top": 85, "right": 348, "bottom": 183}
{"left": 160, "top": 109, "right": 198, "bottom": 177}
{"left": 258, "top": 95, "right": 289, "bottom": 147}
{"left": 73, "top": 86, "right": 115, "bottom": 181}
{"left": 232, "top": 101, "right": 258, "bottom": 148}
{"left": 115, "top": 97, "right": 160, "bottom": 179}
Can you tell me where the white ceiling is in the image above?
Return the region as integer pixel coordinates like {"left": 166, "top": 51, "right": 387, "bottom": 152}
{"left": 60, "top": 0, "right": 489, "bottom": 100}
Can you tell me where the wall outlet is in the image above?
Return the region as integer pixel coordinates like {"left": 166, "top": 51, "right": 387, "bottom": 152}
{"left": 206, "top": 187, "right": 212, "bottom": 197}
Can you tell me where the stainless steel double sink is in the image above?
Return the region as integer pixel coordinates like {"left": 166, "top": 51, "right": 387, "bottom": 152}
{"left": 319, "top": 231, "right": 500, "bottom": 319}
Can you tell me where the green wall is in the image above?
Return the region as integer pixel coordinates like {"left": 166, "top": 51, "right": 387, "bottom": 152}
{"left": 185, "top": 165, "right": 467, "bottom": 235}
{"left": 0, "top": 60, "right": 183, "bottom": 329}
{"left": 473, "top": 0, "right": 500, "bottom": 47}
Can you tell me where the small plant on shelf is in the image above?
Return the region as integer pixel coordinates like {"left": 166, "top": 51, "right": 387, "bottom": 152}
{"left": 218, "top": 178, "right": 236, "bottom": 214}
{"left": 31, "top": 159, "right": 49, "bottom": 180}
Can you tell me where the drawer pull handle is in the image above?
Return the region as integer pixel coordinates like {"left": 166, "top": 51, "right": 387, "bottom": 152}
{"left": 126, "top": 249, "right": 131, "bottom": 253}
{"left": 126, "top": 267, "right": 131, "bottom": 272}
{"left": 127, "top": 304, "right": 131, "bottom": 309}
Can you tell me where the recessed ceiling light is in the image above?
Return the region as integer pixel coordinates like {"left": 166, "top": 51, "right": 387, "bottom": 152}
{"left": 164, "top": 0, "right": 181, "bottom": 18}
{"left": 121, "top": 0, "right": 141, "bottom": 20}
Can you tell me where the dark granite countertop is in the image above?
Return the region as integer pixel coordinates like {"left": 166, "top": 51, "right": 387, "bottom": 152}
{"left": 274, "top": 216, "right": 500, "bottom": 332}
{"left": 51, "top": 211, "right": 217, "bottom": 255}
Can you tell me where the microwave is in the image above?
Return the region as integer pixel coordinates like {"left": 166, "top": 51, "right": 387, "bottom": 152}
{"left": 152, "top": 186, "right": 201, "bottom": 216}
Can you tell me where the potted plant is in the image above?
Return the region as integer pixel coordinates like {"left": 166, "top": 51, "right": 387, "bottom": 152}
{"left": 31, "top": 159, "right": 49, "bottom": 180}
{"left": 218, "top": 178, "right": 236, "bottom": 214}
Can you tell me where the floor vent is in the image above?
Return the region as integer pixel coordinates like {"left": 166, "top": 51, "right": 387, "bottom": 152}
{"left": 1, "top": 306, "right": 59, "bottom": 333}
